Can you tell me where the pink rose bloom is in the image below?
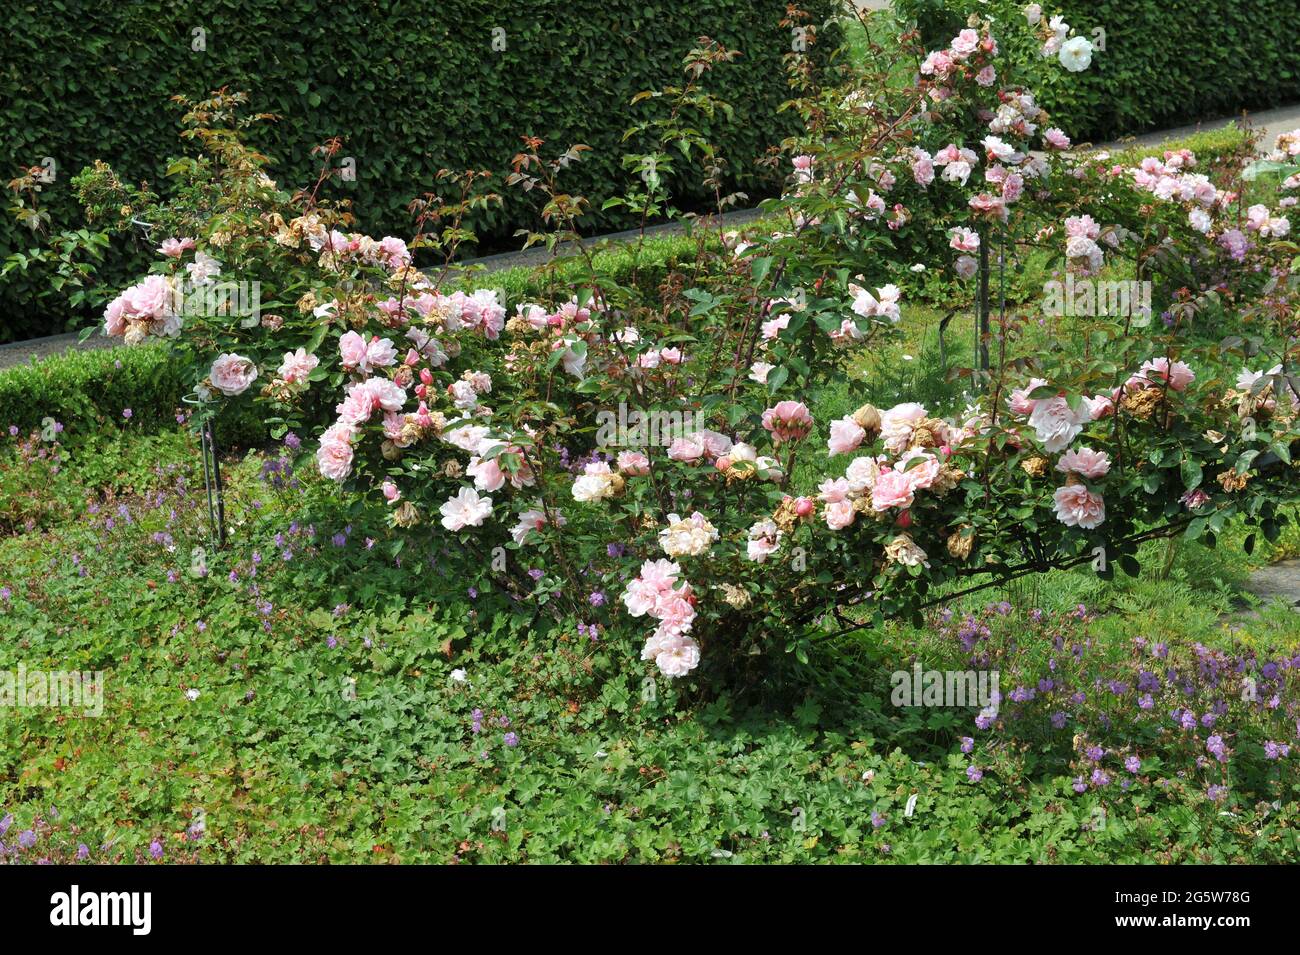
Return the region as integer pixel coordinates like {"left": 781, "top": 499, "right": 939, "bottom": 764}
{"left": 879, "top": 402, "right": 927, "bottom": 454}
{"left": 278, "top": 348, "right": 319, "bottom": 384}
{"left": 667, "top": 437, "right": 706, "bottom": 462}
{"left": 365, "top": 336, "right": 398, "bottom": 369}
{"left": 382, "top": 481, "right": 401, "bottom": 504}
{"left": 898, "top": 450, "right": 941, "bottom": 491}
{"left": 336, "top": 387, "right": 376, "bottom": 426}
{"left": 794, "top": 496, "right": 817, "bottom": 518}
{"left": 1085, "top": 394, "right": 1115, "bottom": 420}
{"left": 762, "top": 401, "right": 813, "bottom": 444}
{"left": 377, "top": 236, "right": 411, "bottom": 269}
{"left": 158, "top": 237, "right": 195, "bottom": 258}
{"left": 695, "top": 430, "right": 733, "bottom": 459}
{"left": 950, "top": 29, "right": 980, "bottom": 57}
{"left": 1056, "top": 446, "right": 1111, "bottom": 480}
{"left": 912, "top": 151, "right": 935, "bottom": 187}
{"left": 104, "top": 295, "right": 127, "bottom": 337}
{"left": 362, "top": 376, "right": 406, "bottom": 412}
{"left": 1001, "top": 173, "right": 1024, "bottom": 203}
{"left": 934, "top": 144, "right": 962, "bottom": 165}
{"left": 339, "top": 331, "right": 369, "bottom": 370}
{"left": 123, "top": 274, "right": 175, "bottom": 320}
{"left": 622, "top": 559, "right": 683, "bottom": 617}
{"left": 439, "top": 486, "right": 493, "bottom": 532}
{"left": 651, "top": 588, "right": 696, "bottom": 637}
{"left": 828, "top": 417, "right": 867, "bottom": 456}
{"left": 818, "top": 478, "right": 852, "bottom": 505}
{"left": 969, "top": 193, "right": 1007, "bottom": 219}
{"left": 1007, "top": 377, "right": 1049, "bottom": 416}
{"left": 824, "top": 500, "right": 856, "bottom": 531}
{"left": 316, "top": 423, "right": 355, "bottom": 481}
{"left": 1053, "top": 484, "right": 1105, "bottom": 529}
{"left": 975, "top": 65, "right": 996, "bottom": 86}
{"left": 1138, "top": 357, "right": 1194, "bottom": 392}
{"left": 1064, "top": 215, "right": 1101, "bottom": 240}
{"left": 948, "top": 227, "right": 980, "bottom": 252}
{"left": 645, "top": 633, "right": 700, "bottom": 678}
{"left": 761, "top": 314, "right": 790, "bottom": 340}
{"left": 954, "top": 255, "right": 978, "bottom": 279}
{"left": 1029, "top": 396, "right": 1087, "bottom": 453}
{"left": 617, "top": 451, "right": 650, "bottom": 475}
{"left": 467, "top": 455, "right": 506, "bottom": 493}
{"left": 920, "top": 49, "right": 954, "bottom": 78}
{"left": 209, "top": 353, "right": 259, "bottom": 397}
{"left": 871, "top": 469, "right": 916, "bottom": 511}
{"left": 1044, "top": 128, "right": 1071, "bottom": 150}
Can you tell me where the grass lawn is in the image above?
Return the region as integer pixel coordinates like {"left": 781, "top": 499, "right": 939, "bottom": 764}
{"left": 3, "top": 294, "right": 1298, "bottom": 863}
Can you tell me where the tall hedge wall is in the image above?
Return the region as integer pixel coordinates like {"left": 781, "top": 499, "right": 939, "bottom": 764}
{"left": 0, "top": 0, "right": 839, "bottom": 342}
{"left": 896, "top": 0, "right": 1300, "bottom": 145}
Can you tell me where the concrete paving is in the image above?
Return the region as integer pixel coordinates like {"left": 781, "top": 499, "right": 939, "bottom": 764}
{"left": 1242, "top": 559, "right": 1300, "bottom": 615}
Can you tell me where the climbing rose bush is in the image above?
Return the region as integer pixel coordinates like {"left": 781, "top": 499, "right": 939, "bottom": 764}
{"left": 79, "top": 19, "right": 1300, "bottom": 681}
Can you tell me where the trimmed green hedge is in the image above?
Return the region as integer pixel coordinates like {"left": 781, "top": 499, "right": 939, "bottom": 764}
{"left": 1108, "top": 122, "right": 1255, "bottom": 169}
{"left": 0, "top": 0, "right": 839, "bottom": 342}
{"left": 896, "top": 0, "right": 1300, "bottom": 144}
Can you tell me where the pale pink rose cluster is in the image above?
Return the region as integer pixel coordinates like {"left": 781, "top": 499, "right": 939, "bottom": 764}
{"left": 791, "top": 154, "right": 814, "bottom": 184}
{"left": 1053, "top": 483, "right": 1105, "bottom": 529}
{"left": 919, "top": 27, "right": 997, "bottom": 89}
{"left": 659, "top": 511, "right": 719, "bottom": 558}
{"left": 1056, "top": 446, "right": 1111, "bottom": 480}
{"left": 1007, "top": 379, "right": 1113, "bottom": 452}
{"left": 622, "top": 560, "right": 700, "bottom": 678}
{"left": 636, "top": 346, "right": 685, "bottom": 369}
{"left": 310, "top": 231, "right": 411, "bottom": 272}
{"left": 209, "top": 353, "right": 259, "bottom": 397}
{"left": 1126, "top": 356, "right": 1195, "bottom": 394}
{"left": 336, "top": 377, "right": 407, "bottom": 427}
{"left": 439, "top": 486, "right": 493, "bottom": 531}
{"left": 836, "top": 283, "right": 901, "bottom": 341}
{"left": 510, "top": 503, "right": 566, "bottom": 546}
{"left": 339, "top": 331, "right": 399, "bottom": 372}
{"left": 444, "top": 289, "right": 507, "bottom": 339}
{"left": 1127, "top": 153, "right": 1239, "bottom": 248}
{"left": 817, "top": 404, "right": 951, "bottom": 532}
{"left": 516, "top": 298, "right": 593, "bottom": 332}
{"left": 467, "top": 444, "right": 535, "bottom": 492}
{"left": 1246, "top": 204, "right": 1291, "bottom": 240}
{"left": 933, "top": 143, "right": 978, "bottom": 187}
{"left": 277, "top": 348, "right": 319, "bottom": 385}
{"left": 103, "top": 274, "right": 182, "bottom": 344}
{"left": 316, "top": 422, "right": 356, "bottom": 481}
{"left": 1063, "top": 214, "right": 1105, "bottom": 275}
{"left": 745, "top": 519, "right": 782, "bottom": 563}
{"left": 667, "top": 429, "right": 732, "bottom": 463}
{"left": 948, "top": 227, "right": 980, "bottom": 253}
{"left": 762, "top": 401, "right": 814, "bottom": 445}
{"left": 158, "top": 236, "right": 196, "bottom": 258}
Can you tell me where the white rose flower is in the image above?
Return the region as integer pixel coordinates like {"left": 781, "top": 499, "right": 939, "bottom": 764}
{"left": 1059, "top": 36, "right": 1093, "bottom": 72}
